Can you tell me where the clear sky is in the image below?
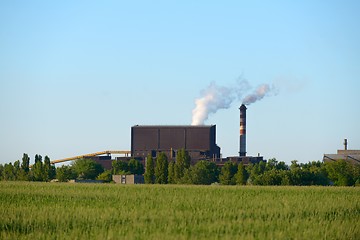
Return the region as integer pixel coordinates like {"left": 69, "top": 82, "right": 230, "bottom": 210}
{"left": 1, "top": 0, "right": 359, "bottom": 165}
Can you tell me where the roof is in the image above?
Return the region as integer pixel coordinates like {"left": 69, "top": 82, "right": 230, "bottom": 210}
{"left": 323, "top": 154, "right": 360, "bottom": 164}
{"left": 337, "top": 150, "right": 360, "bottom": 155}
{"left": 132, "top": 125, "right": 216, "bottom": 128}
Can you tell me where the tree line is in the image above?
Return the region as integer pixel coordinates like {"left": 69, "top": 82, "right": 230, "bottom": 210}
{"left": 0, "top": 154, "right": 144, "bottom": 182}
{"left": 0, "top": 154, "right": 56, "bottom": 182}
{"left": 1, "top": 151, "right": 359, "bottom": 186}
{"left": 144, "top": 150, "right": 360, "bottom": 186}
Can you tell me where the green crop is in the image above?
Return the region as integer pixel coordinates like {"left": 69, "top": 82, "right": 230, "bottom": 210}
{"left": 0, "top": 182, "right": 359, "bottom": 239}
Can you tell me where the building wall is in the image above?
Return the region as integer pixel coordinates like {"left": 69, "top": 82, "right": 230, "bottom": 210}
{"left": 112, "top": 175, "right": 144, "bottom": 184}
{"left": 89, "top": 156, "right": 112, "bottom": 170}
{"left": 131, "top": 125, "right": 221, "bottom": 160}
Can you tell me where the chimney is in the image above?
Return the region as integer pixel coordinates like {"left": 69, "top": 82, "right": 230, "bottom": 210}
{"left": 239, "top": 104, "right": 247, "bottom": 156}
{"left": 344, "top": 139, "right": 348, "bottom": 150}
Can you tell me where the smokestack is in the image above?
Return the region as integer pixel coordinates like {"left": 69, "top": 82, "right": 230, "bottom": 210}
{"left": 239, "top": 104, "right": 247, "bottom": 156}
{"left": 344, "top": 139, "right": 348, "bottom": 150}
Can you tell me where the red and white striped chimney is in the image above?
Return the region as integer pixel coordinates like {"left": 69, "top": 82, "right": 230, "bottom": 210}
{"left": 239, "top": 104, "right": 247, "bottom": 157}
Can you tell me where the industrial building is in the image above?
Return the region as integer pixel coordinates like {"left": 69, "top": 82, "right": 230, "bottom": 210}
{"left": 131, "top": 125, "right": 221, "bottom": 162}
{"left": 49, "top": 105, "right": 264, "bottom": 169}
{"left": 323, "top": 139, "right": 360, "bottom": 164}
{"left": 129, "top": 104, "right": 263, "bottom": 165}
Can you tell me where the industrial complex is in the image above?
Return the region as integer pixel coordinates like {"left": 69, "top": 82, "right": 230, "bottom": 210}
{"left": 50, "top": 105, "right": 264, "bottom": 169}
{"left": 48, "top": 104, "right": 360, "bottom": 171}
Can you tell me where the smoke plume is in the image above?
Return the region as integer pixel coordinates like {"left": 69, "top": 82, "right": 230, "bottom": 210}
{"left": 242, "top": 84, "right": 271, "bottom": 105}
{"left": 191, "top": 82, "right": 235, "bottom": 125}
{"left": 191, "top": 79, "right": 276, "bottom": 125}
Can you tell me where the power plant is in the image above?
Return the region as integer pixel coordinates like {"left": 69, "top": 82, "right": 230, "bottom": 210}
{"left": 50, "top": 105, "right": 264, "bottom": 168}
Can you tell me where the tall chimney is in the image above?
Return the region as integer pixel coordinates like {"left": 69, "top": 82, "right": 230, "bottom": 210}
{"left": 344, "top": 139, "right": 348, "bottom": 150}
{"left": 239, "top": 104, "right": 247, "bottom": 157}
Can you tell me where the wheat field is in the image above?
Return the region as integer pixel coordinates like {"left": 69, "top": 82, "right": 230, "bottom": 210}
{"left": 0, "top": 182, "right": 359, "bottom": 239}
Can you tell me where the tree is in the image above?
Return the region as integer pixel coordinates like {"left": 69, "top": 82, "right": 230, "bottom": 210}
{"left": 174, "top": 149, "right": 191, "bottom": 183}
{"left": 168, "top": 161, "right": 175, "bottom": 184}
{"left": 280, "top": 170, "right": 292, "bottom": 185}
{"left": 276, "top": 161, "right": 289, "bottom": 171}
{"left": 180, "top": 168, "right": 193, "bottom": 184}
{"left": 96, "top": 170, "right": 112, "bottom": 182}
{"left": 18, "top": 153, "right": 30, "bottom": 181}
{"left": 190, "top": 160, "right": 219, "bottom": 185}
{"left": 155, "top": 152, "right": 168, "bottom": 184}
{"left": 112, "top": 160, "right": 129, "bottom": 175}
{"left": 13, "top": 160, "right": 21, "bottom": 180}
{"left": 144, "top": 154, "right": 155, "bottom": 184}
{"left": 21, "top": 153, "right": 30, "bottom": 173}
{"left": 354, "top": 165, "right": 360, "bottom": 186}
{"left": 259, "top": 169, "right": 283, "bottom": 185}
{"left": 247, "top": 161, "right": 266, "bottom": 185}
{"left": 325, "top": 160, "right": 356, "bottom": 186}
{"left": 43, "top": 156, "right": 56, "bottom": 181}
{"left": 0, "top": 164, "right": 3, "bottom": 180}
{"left": 3, "top": 163, "right": 15, "bottom": 181}
{"left": 31, "top": 154, "right": 44, "bottom": 181}
{"left": 265, "top": 158, "right": 278, "bottom": 171}
{"left": 304, "top": 161, "right": 328, "bottom": 185}
{"left": 288, "top": 161, "right": 325, "bottom": 186}
{"left": 290, "top": 160, "right": 300, "bottom": 171}
{"left": 72, "top": 158, "right": 104, "bottom": 180}
{"left": 56, "top": 165, "right": 76, "bottom": 182}
{"left": 219, "top": 161, "right": 237, "bottom": 185}
{"left": 266, "top": 158, "right": 288, "bottom": 171}
{"left": 235, "top": 163, "right": 248, "bottom": 185}
{"left": 128, "top": 159, "right": 144, "bottom": 175}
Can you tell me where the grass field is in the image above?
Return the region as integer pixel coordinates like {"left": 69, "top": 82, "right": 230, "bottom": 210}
{"left": 0, "top": 182, "right": 359, "bottom": 239}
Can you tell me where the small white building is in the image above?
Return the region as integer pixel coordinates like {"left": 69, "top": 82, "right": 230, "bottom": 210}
{"left": 112, "top": 175, "right": 144, "bottom": 184}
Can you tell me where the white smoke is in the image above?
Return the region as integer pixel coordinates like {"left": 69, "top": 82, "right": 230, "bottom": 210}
{"left": 242, "top": 84, "right": 271, "bottom": 105}
{"left": 191, "top": 79, "right": 276, "bottom": 125}
{"left": 191, "top": 82, "right": 234, "bottom": 125}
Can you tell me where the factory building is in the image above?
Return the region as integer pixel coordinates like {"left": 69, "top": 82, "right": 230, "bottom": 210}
{"left": 130, "top": 105, "right": 264, "bottom": 166}
{"left": 323, "top": 139, "right": 360, "bottom": 164}
{"left": 49, "top": 105, "right": 264, "bottom": 169}
{"left": 131, "top": 125, "right": 221, "bottom": 162}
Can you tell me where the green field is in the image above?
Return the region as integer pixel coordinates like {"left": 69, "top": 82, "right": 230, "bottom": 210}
{"left": 0, "top": 182, "right": 359, "bottom": 239}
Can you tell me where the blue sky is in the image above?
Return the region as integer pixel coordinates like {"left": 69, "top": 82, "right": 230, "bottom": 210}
{"left": 1, "top": 1, "right": 359, "bottom": 165}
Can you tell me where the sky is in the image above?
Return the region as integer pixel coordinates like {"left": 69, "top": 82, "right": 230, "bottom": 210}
{"left": 1, "top": 0, "right": 360, "bottom": 165}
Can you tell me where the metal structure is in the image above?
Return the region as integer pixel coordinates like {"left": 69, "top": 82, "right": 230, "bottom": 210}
{"left": 131, "top": 125, "right": 221, "bottom": 160}
{"left": 239, "top": 104, "right": 247, "bottom": 157}
{"left": 49, "top": 150, "right": 130, "bottom": 165}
